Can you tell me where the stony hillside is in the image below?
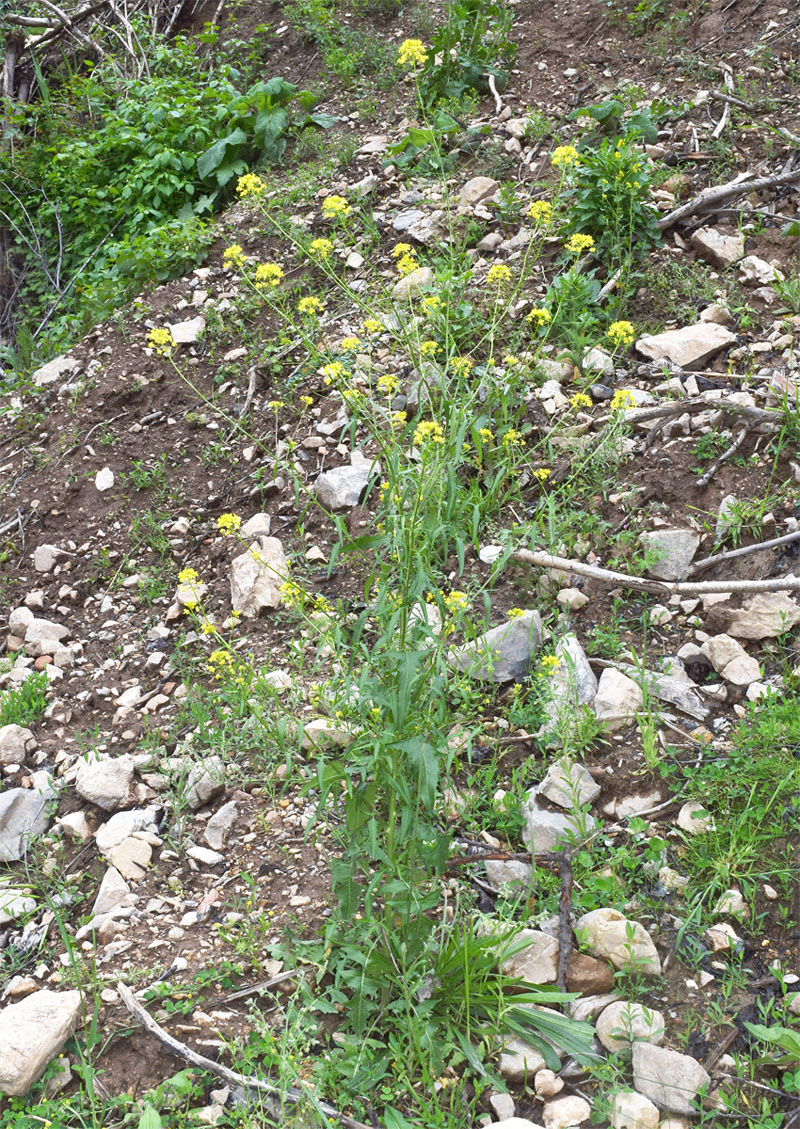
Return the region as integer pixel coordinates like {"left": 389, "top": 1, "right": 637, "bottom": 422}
{"left": 1, "top": 1, "right": 800, "bottom": 1127}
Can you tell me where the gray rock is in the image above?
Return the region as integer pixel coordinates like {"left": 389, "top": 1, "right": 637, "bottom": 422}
{"left": 610, "top": 1091, "right": 660, "bottom": 1129}
{"left": 541, "top": 636, "right": 598, "bottom": 736}
{"left": 168, "top": 316, "right": 205, "bottom": 344}
{"left": 576, "top": 908, "right": 661, "bottom": 976}
{"left": 92, "top": 867, "right": 132, "bottom": 916}
{"left": 313, "top": 464, "right": 372, "bottom": 510}
{"left": 539, "top": 757, "right": 601, "bottom": 811}
{"left": 0, "top": 885, "right": 36, "bottom": 926}
{"left": 204, "top": 800, "right": 240, "bottom": 850}
{"left": 631, "top": 1043, "right": 710, "bottom": 1114}
{"left": 95, "top": 807, "right": 160, "bottom": 852}
{"left": 542, "top": 1096, "right": 591, "bottom": 1129}
{"left": 596, "top": 1001, "right": 665, "bottom": 1052}
{"left": 700, "top": 634, "right": 760, "bottom": 685}
{"left": 186, "top": 845, "right": 225, "bottom": 867}
{"left": 33, "top": 544, "right": 67, "bottom": 572}
{"left": 611, "top": 663, "right": 708, "bottom": 721}
{"left": 450, "top": 611, "right": 542, "bottom": 682}
{"left": 715, "top": 493, "right": 738, "bottom": 541}
{"left": 690, "top": 227, "right": 745, "bottom": 268}
{"left": 676, "top": 801, "right": 712, "bottom": 835}
{"left": 230, "top": 536, "right": 287, "bottom": 617}
{"left": 392, "top": 208, "right": 444, "bottom": 245}
{"left": 24, "top": 617, "right": 69, "bottom": 657}
{"left": 0, "top": 989, "right": 82, "bottom": 1095}
{"left": 726, "top": 594, "right": 800, "bottom": 640}
{"left": 0, "top": 725, "right": 36, "bottom": 766}
{"left": 485, "top": 859, "right": 532, "bottom": 888}
{"left": 0, "top": 772, "right": 57, "bottom": 862}
{"left": 240, "top": 513, "right": 271, "bottom": 539}
{"left": 522, "top": 790, "right": 597, "bottom": 854}
{"left": 498, "top": 1037, "right": 547, "bottom": 1082}
{"left": 593, "top": 668, "right": 643, "bottom": 730}
{"left": 501, "top": 929, "right": 559, "bottom": 984}
{"left": 32, "top": 355, "right": 79, "bottom": 387}
{"left": 640, "top": 528, "right": 700, "bottom": 581}
{"left": 635, "top": 322, "right": 736, "bottom": 368}
{"left": 583, "top": 348, "right": 614, "bottom": 377}
{"left": 391, "top": 266, "right": 434, "bottom": 299}
{"left": 459, "top": 176, "right": 499, "bottom": 205}
{"left": 75, "top": 754, "right": 135, "bottom": 812}
{"left": 8, "top": 607, "right": 33, "bottom": 636}
{"left": 184, "top": 757, "right": 225, "bottom": 811}
{"left": 739, "top": 255, "right": 784, "bottom": 286}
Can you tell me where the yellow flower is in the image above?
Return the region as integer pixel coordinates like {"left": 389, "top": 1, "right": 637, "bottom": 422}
{"left": 565, "top": 233, "right": 595, "bottom": 255}
{"left": 321, "top": 195, "right": 351, "bottom": 219}
{"left": 413, "top": 420, "right": 445, "bottom": 446}
{"left": 216, "top": 513, "right": 242, "bottom": 536}
{"left": 528, "top": 199, "right": 553, "bottom": 224}
{"left": 200, "top": 620, "right": 217, "bottom": 635}
{"left": 507, "top": 607, "right": 526, "bottom": 619}
{"left": 146, "top": 327, "right": 176, "bottom": 356}
{"left": 532, "top": 467, "right": 551, "bottom": 481}
{"left": 279, "top": 580, "right": 305, "bottom": 609}
{"left": 309, "top": 237, "right": 334, "bottom": 259}
{"left": 391, "top": 411, "right": 407, "bottom": 429}
{"left": 527, "top": 307, "right": 551, "bottom": 327}
{"left": 503, "top": 354, "right": 520, "bottom": 367}
{"left": 319, "top": 361, "right": 346, "bottom": 385}
{"left": 299, "top": 395, "right": 314, "bottom": 408}
{"left": 502, "top": 429, "right": 522, "bottom": 448}
{"left": 551, "top": 144, "right": 580, "bottom": 169}
{"left": 422, "top": 295, "right": 442, "bottom": 314}
{"left": 607, "top": 320, "right": 636, "bottom": 349}
{"left": 420, "top": 340, "right": 440, "bottom": 357}
{"left": 570, "top": 392, "right": 593, "bottom": 410}
{"left": 340, "top": 336, "right": 361, "bottom": 352}
{"left": 377, "top": 373, "right": 399, "bottom": 396}
{"left": 177, "top": 567, "right": 199, "bottom": 583}
{"left": 267, "top": 399, "right": 285, "bottom": 411}
{"left": 478, "top": 427, "right": 494, "bottom": 443}
{"left": 397, "top": 38, "right": 428, "bottom": 68}
{"left": 254, "top": 262, "right": 284, "bottom": 288}
{"left": 392, "top": 242, "right": 413, "bottom": 258}
{"left": 450, "top": 355, "right": 473, "bottom": 377}
{"left": 610, "top": 388, "right": 637, "bottom": 411}
{"left": 236, "top": 173, "right": 266, "bottom": 199}
{"left": 207, "top": 649, "right": 235, "bottom": 678}
{"left": 222, "top": 244, "right": 247, "bottom": 270}
{"left": 298, "top": 295, "right": 325, "bottom": 317}
{"left": 396, "top": 253, "right": 419, "bottom": 276}
{"left": 486, "top": 263, "right": 512, "bottom": 289}
{"left": 443, "top": 590, "right": 469, "bottom": 612}
{"left": 540, "top": 653, "right": 560, "bottom": 674}
{"left": 362, "top": 317, "right": 384, "bottom": 334}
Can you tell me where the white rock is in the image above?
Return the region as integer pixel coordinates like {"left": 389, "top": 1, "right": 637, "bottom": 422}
{"left": 0, "top": 886, "right": 36, "bottom": 926}
{"left": 486, "top": 1120, "right": 543, "bottom": 1129}
{"left": 95, "top": 467, "right": 115, "bottom": 492}
{"left": 640, "top": 529, "right": 700, "bottom": 581}
{"left": 715, "top": 493, "right": 738, "bottom": 541}
{"left": 8, "top": 607, "right": 33, "bottom": 636}
{"left": 240, "top": 513, "right": 271, "bottom": 539}
{"left": 168, "top": 316, "right": 205, "bottom": 344}
{"left": 0, "top": 989, "right": 81, "bottom": 1095}
{"left": 230, "top": 537, "right": 287, "bottom": 617}
{"left": 713, "top": 888, "right": 748, "bottom": 920}
{"left": 24, "top": 617, "right": 69, "bottom": 657}
{"left": 658, "top": 866, "right": 689, "bottom": 892}
{"left": 539, "top": 758, "right": 601, "bottom": 810}
{"left": 596, "top": 1001, "right": 665, "bottom": 1051}
{"left": 459, "top": 176, "right": 499, "bottom": 205}
{"left": 450, "top": 611, "right": 542, "bottom": 683}
{"left": 204, "top": 800, "right": 239, "bottom": 850}
{"left": 33, "top": 544, "right": 66, "bottom": 572}
{"left": 594, "top": 668, "right": 643, "bottom": 730}
{"left": 184, "top": 758, "right": 225, "bottom": 810}
{"left": 95, "top": 807, "right": 160, "bottom": 852}
{"left": 300, "top": 718, "right": 355, "bottom": 750}
{"left": 610, "top": 1091, "right": 660, "bottom": 1129}
{"left": 676, "top": 800, "right": 712, "bottom": 835}
{"left": 583, "top": 348, "right": 614, "bottom": 377}
{"left": 631, "top": 1043, "right": 710, "bottom": 1114}
{"left": 690, "top": 227, "right": 745, "bottom": 268}
{"left": 0, "top": 773, "right": 58, "bottom": 862}
{"left": 542, "top": 1096, "right": 592, "bottom": 1129}
{"left": 391, "top": 266, "right": 434, "bottom": 299}
{"left": 576, "top": 908, "right": 661, "bottom": 976}
{"left": 92, "top": 867, "right": 132, "bottom": 916}
{"left": 186, "top": 845, "right": 225, "bottom": 867}
{"left": 569, "top": 992, "right": 620, "bottom": 1022}
{"left": 699, "top": 303, "right": 732, "bottom": 325}
{"left": 55, "top": 811, "right": 92, "bottom": 842}
{"left": 705, "top": 922, "right": 739, "bottom": 952}
{"left": 106, "top": 835, "right": 152, "bottom": 881}
{"left": 635, "top": 322, "right": 736, "bottom": 368}
{"left": 313, "top": 463, "right": 372, "bottom": 510}
{"left": 557, "top": 588, "right": 589, "bottom": 611}
{"left": 498, "top": 1038, "right": 546, "bottom": 1081}
{"left": 501, "top": 929, "right": 559, "bottom": 984}
{"left": 739, "top": 255, "right": 784, "bottom": 286}
{"left": 33, "top": 355, "right": 80, "bottom": 387}
{"left": 535, "top": 1069, "right": 564, "bottom": 1098}
{"left": 0, "top": 725, "right": 36, "bottom": 766}
{"left": 726, "top": 594, "right": 800, "bottom": 640}
{"left": 75, "top": 754, "right": 135, "bottom": 812}
{"left": 701, "top": 634, "right": 760, "bottom": 685}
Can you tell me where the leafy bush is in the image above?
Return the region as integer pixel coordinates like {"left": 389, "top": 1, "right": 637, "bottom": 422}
{"left": 418, "top": 0, "right": 516, "bottom": 107}
{"left": 0, "top": 672, "right": 48, "bottom": 728}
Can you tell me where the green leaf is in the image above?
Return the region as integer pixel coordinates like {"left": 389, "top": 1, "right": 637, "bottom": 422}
{"left": 384, "top": 1107, "right": 415, "bottom": 1129}
{"left": 196, "top": 127, "right": 247, "bottom": 181}
{"left": 138, "top": 1105, "right": 162, "bottom": 1129}
{"left": 745, "top": 1022, "right": 800, "bottom": 1062}
{"left": 306, "top": 112, "right": 339, "bottom": 129}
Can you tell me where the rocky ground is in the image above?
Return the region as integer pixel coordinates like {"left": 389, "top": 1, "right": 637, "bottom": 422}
{"left": 2, "top": 0, "right": 800, "bottom": 1127}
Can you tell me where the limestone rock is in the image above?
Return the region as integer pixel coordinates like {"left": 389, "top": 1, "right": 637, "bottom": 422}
{"left": 0, "top": 989, "right": 82, "bottom": 1095}
{"left": 184, "top": 758, "right": 225, "bottom": 811}
{"left": 635, "top": 322, "right": 736, "bottom": 368}
{"left": 594, "top": 668, "right": 643, "bottom": 730}
{"left": 314, "top": 463, "right": 372, "bottom": 510}
{"left": 32, "top": 355, "right": 79, "bottom": 387}
{"left": 676, "top": 800, "right": 712, "bottom": 835}
{"left": 24, "top": 617, "right": 70, "bottom": 657}
{"left": 539, "top": 757, "right": 601, "bottom": 811}
{"left": 498, "top": 1037, "right": 546, "bottom": 1081}
{"left": 631, "top": 1043, "right": 710, "bottom": 1114}
{"left": 230, "top": 537, "right": 287, "bottom": 617}
{"left": 502, "top": 930, "right": 559, "bottom": 984}
{"left": 33, "top": 544, "right": 67, "bottom": 572}
{"left": 639, "top": 529, "right": 700, "bottom": 581}
{"left": 539, "top": 635, "right": 598, "bottom": 738}
{"left": 725, "top": 594, "right": 800, "bottom": 640}
{"left": 700, "top": 634, "right": 760, "bottom": 685}
{"left": 92, "top": 867, "right": 132, "bottom": 916}
{"left": 535, "top": 1070, "right": 564, "bottom": 1098}
{"left": 596, "top": 1001, "right": 665, "bottom": 1052}
{"left": 450, "top": 611, "right": 542, "bottom": 682}
{"left": 522, "top": 790, "right": 597, "bottom": 854}
{"left": 0, "top": 773, "right": 57, "bottom": 862}
{"left": 485, "top": 859, "right": 532, "bottom": 888}
{"left": 240, "top": 513, "right": 271, "bottom": 539}
{"left": 75, "top": 754, "right": 135, "bottom": 812}
{"left": 391, "top": 266, "right": 434, "bottom": 299}
{"left": 690, "top": 227, "right": 744, "bottom": 268}
{"left": 576, "top": 908, "right": 661, "bottom": 976}
{"left": 300, "top": 717, "right": 355, "bottom": 750}
{"left": 106, "top": 835, "right": 152, "bottom": 881}
{"left": 95, "top": 467, "right": 115, "bottom": 492}
{"left": 739, "top": 255, "right": 784, "bottom": 286}
{"left": 542, "top": 1096, "right": 592, "bottom": 1129}
{"left": 168, "top": 315, "right": 205, "bottom": 344}
{"left": 0, "top": 725, "right": 36, "bottom": 766}
{"left": 459, "top": 176, "right": 499, "bottom": 205}
{"left": 567, "top": 953, "right": 615, "bottom": 994}
{"left": 486, "top": 1121, "right": 544, "bottom": 1129}
{"left": 204, "top": 800, "right": 239, "bottom": 850}
{"left": 610, "top": 1091, "right": 660, "bottom": 1129}
{"left": 95, "top": 808, "right": 160, "bottom": 852}
{"left": 0, "top": 886, "right": 36, "bottom": 926}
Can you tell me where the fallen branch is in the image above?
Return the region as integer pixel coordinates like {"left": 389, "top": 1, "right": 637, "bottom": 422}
{"left": 117, "top": 981, "right": 374, "bottom": 1129}
{"left": 488, "top": 73, "right": 503, "bottom": 115}
{"left": 695, "top": 423, "right": 752, "bottom": 488}
{"left": 511, "top": 547, "right": 800, "bottom": 594}
{"left": 657, "top": 168, "right": 800, "bottom": 230}
{"left": 711, "top": 65, "right": 734, "bottom": 140}
{"left": 709, "top": 91, "right": 800, "bottom": 147}
{"left": 687, "top": 528, "right": 800, "bottom": 576}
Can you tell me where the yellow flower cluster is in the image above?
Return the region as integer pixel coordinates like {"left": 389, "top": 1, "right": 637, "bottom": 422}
{"left": 279, "top": 579, "right": 305, "bottom": 609}
{"left": 607, "top": 320, "right": 636, "bottom": 349}
{"left": 268, "top": 399, "right": 285, "bottom": 412}
{"left": 450, "top": 356, "right": 473, "bottom": 377}
{"left": 391, "top": 411, "right": 407, "bottom": 429}
{"left": 551, "top": 145, "right": 580, "bottom": 169}
{"left": 413, "top": 420, "right": 445, "bottom": 446}
{"left": 532, "top": 467, "right": 551, "bottom": 481}
{"left": 377, "top": 373, "right": 399, "bottom": 396}
{"left": 397, "top": 38, "right": 428, "bottom": 67}
{"left": 422, "top": 295, "right": 442, "bottom": 314}
{"left": 322, "top": 195, "right": 351, "bottom": 219}
{"left": 340, "top": 336, "right": 361, "bottom": 352}
{"left": 362, "top": 317, "right": 384, "bottom": 334}
{"left": 222, "top": 244, "right": 247, "bottom": 270}
{"left": 528, "top": 199, "right": 553, "bottom": 224}
{"left": 527, "top": 308, "right": 551, "bottom": 327}
{"left": 502, "top": 429, "right": 522, "bottom": 448}
{"left": 610, "top": 389, "right": 637, "bottom": 411}
{"left": 443, "top": 590, "right": 469, "bottom": 612}
{"left": 319, "top": 361, "right": 346, "bottom": 385}
{"left": 570, "top": 392, "right": 593, "bottom": 410}
{"left": 507, "top": 607, "right": 526, "bottom": 619}
{"left": 486, "top": 263, "right": 512, "bottom": 289}
{"left": 309, "top": 237, "right": 334, "bottom": 259}
{"left": 298, "top": 296, "right": 325, "bottom": 317}
{"left": 178, "top": 567, "right": 199, "bottom": 583}
{"left": 565, "top": 233, "right": 595, "bottom": 255}
{"left": 420, "top": 340, "right": 440, "bottom": 357}
{"left": 396, "top": 253, "right": 419, "bottom": 276}
{"left": 216, "top": 513, "right": 242, "bottom": 536}
{"left": 146, "top": 327, "right": 176, "bottom": 356}
{"left": 255, "top": 262, "right": 284, "bottom": 288}
{"left": 539, "top": 653, "right": 560, "bottom": 675}
{"left": 300, "top": 394, "right": 314, "bottom": 408}
{"left": 478, "top": 427, "right": 494, "bottom": 444}
{"left": 503, "top": 354, "right": 519, "bottom": 367}
{"left": 208, "top": 649, "right": 235, "bottom": 678}
{"left": 236, "top": 173, "right": 266, "bottom": 199}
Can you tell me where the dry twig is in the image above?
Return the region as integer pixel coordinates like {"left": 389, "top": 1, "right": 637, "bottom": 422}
{"left": 658, "top": 168, "right": 800, "bottom": 230}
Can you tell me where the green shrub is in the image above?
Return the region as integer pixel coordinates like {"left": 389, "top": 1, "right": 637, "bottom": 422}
{"left": 0, "top": 672, "right": 48, "bottom": 728}
{"left": 418, "top": 0, "right": 516, "bottom": 107}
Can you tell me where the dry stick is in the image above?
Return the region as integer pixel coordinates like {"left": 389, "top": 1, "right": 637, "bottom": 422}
{"left": 116, "top": 981, "right": 374, "bottom": 1129}
{"left": 556, "top": 850, "right": 574, "bottom": 992}
{"left": 657, "top": 168, "right": 800, "bottom": 230}
{"left": 688, "top": 528, "right": 800, "bottom": 575}
{"left": 487, "top": 73, "right": 503, "bottom": 115}
{"left": 695, "top": 423, "right": 752, "bottom": 488}
{"left": 219, "top": 969, "right": 298, "bottom": 1005}
{"left": 710, "top": 91, "right": 800, "bottom": 147}
{"left": 711, "top": 65, "right": 734, "bottom": 140}
{"left": 511, "top": 547, "right": 800, "bottom": 595}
